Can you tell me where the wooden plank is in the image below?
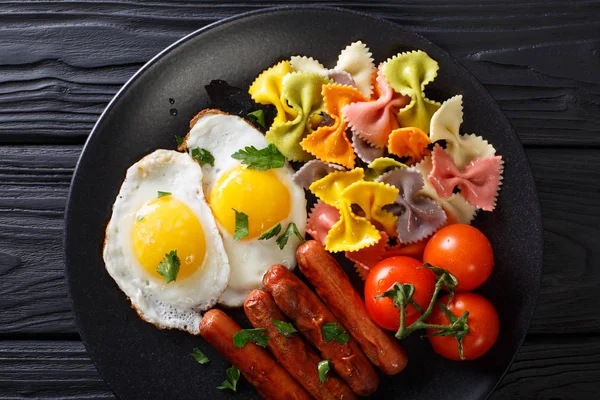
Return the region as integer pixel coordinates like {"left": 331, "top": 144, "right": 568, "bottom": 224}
{"left": 492, "top": 335, "right": 600, "bottom": 399}
{"left": 528, "top": 148, "right": 600, "bottom": 334}
{"left": 0, "top": 145, "right": 79, "bottom": 334}
{"left": 0, "top": 1, "right": 598, "bottom": 144}
{"left": 1, "top": 335, "right": 598, "bottom": 399}
{"left": 0, "top": 340, "right": 113, "bottom": 400}
{"left": 0, "top": 144, "right": 598, "bottom": 335}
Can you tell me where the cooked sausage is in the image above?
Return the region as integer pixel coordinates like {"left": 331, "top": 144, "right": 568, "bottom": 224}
{"left": 263, "top": 265, "right": 379, "bottom": 396}
{"left": 244, "top": 289, "right": 357, "bottom": 400}
{"left": 199, "top": 309, "right": 311, "bottom": 400}
{"left": 297, "top": 240, "right": 409, "bottom": 375}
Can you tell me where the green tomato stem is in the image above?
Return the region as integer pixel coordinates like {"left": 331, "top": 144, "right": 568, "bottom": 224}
{"left": 395, "top": 277, "right": 444, "bottom": 339}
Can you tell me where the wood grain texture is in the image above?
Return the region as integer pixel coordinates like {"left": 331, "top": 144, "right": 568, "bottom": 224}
{"left": 491, "top": 335, "right": 600, "bottom": 400}
{"left": 0, "top": 1, "right": 598, "bottom": 144}
{"left": 0, "top": 145, "right": 78, "bottom": 334}
{"left": 528, "top": 148, "right": 600, "bottom": 335}
{"left": 0, "top": 145, "right": 598, "bottom": 335}
{"left": 1, "top": 336, "right": 599, "bottom": 399}
{"left": 0, "top": 341, "right": 113, "bottom": 399}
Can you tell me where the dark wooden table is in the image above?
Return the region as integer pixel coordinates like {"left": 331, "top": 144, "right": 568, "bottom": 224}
{"left": 1, "top": 1, "right": 599, "bottom": 399}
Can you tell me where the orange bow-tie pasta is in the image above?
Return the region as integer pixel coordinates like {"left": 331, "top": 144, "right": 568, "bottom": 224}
{"left": 301, "top": 84, "right": 368, "bottom": 168}
{"left": 387, "top": 127, "right": 431, "bottom": 164}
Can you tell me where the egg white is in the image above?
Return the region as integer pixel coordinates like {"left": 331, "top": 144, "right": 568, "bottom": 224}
{"left": 184, "top": 110, "right": 307, "bottom": 307}
{"left": 103, "top": 149, "right": 230, "bottom": 334}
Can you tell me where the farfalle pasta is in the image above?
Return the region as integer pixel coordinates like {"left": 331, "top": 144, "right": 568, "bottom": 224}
{"left": 308, "top": 168, "right": 400, "bottom": 252}
{"left": 429, "top": 145, "right": 503, "bottom": 211}
{"left": 291, "top": 41, "right": 376, "bottom": 97}
{"left": 352, "top": 131, "right": 385, "bottom": 164}
{"left": 367, "top": 157, "right": 408, "bottom": 177}
{"left": 381, "top": 50, "right": 441, "bottom": 133}
{"left": 306, "top": 200, "right": 340, "bottom": 245}
{"left": 429, "top": 95, "right": 496, "bottom": 168}
{"left": 301, "top": 83, "right": 367, "bottom": 168}
{"left": 387, "top": 127, "right": 431, "bottom": 163}
{"left": 377, "top": 168, "right": 447, "bottom": 244}
{"left": 414, "top": 156, "right": 478, "bottom": 224}
{"left": 248, "top": 60, "right": 296, "bottom": 124}
{"left": 291, "top": 159, "right": 344, "bottom": 189}
{"left": 343, "top": 69, "right": 410, "bottom": 148}
{"left": 264, "top": 72, "right": 331, "bottom": 161}
{"left": 342, "top": 181, "right": 399, "bottom": 236}
{"left": 244, "top": 40, "right": 504, "bottom": 270}
{"left": 346, "top": 231, "right": 429, "bottom": 278}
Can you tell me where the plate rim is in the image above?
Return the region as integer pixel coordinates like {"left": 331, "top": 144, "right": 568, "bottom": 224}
{"left": 64, "top": 5, "right": 544, "bottom": 400}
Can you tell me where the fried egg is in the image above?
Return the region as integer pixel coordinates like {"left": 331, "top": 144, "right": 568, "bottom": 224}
{"left": 183, "top": 110, "right": 307, "bottom": 307}
{"left": 103, "top": 150, "right": 230, "bottom": 334}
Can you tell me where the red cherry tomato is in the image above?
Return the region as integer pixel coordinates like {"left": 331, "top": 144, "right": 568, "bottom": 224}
{"left": 423, "top": 224, "right": 494, "bottom": 292}
{"left": 427, "top": 292, "right": 499, "bottom": 360}
{"left": 364, "top": 256, "right": 436, "bottom": 331}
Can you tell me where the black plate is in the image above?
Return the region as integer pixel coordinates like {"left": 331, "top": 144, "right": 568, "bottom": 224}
{"left": 65, "top": 6, "right": 543, "bottom": 400}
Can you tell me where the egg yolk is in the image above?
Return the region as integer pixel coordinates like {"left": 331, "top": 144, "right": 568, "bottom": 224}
{"left": 132, "top": 196, "right": 206, "bottom": 280}
{"left": 210, "top": 166, "right": 291, "bottom": 240}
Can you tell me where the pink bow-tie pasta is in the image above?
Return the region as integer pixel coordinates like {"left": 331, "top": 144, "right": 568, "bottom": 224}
{"left": 429, "top": 145, "right": 504, "bottom": 211}
{"left": 343, "top": 69, "right": 410, "bottom": 148}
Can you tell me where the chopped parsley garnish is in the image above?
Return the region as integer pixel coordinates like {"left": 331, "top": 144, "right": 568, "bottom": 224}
{"left": 276, "top": 222, "right": 305, "bottom": 250}
{"left": 157, "top": 191, "right": 171, "bottom": 198}
{"left": 258, "top": 223, "right": 282, "bottom": 240}
{"left": 232, "top": 209, "right": 249, "bottom": 242}
{"left": 190, "top": 347, "right": 209, "bottom": 364}
{"left": 191, "top": 147, "right": 215, "bottom": 166}
{"left": 231, "top": 144, "right": 285, "bottom": 171}
{"left": 156, "top": 250, "right": 180, "bottom": 284}
{"left": 136, "top": 214, "right": 145, "bottom": 222}
{"left": 217, "top": 365, "right": 240, "bottom": 392}
{"left": 175, "top": 135, "right": 185, "bottom": 146}
{"left": 247, "top": 109, "right": 266, "bottom": 129}
{"left": 271, "top": 318, "right": 298, "bottom": 337}
{"left": 233, "top": 328, "right": 269, "bottom": 348}
{"left": 322, "top": 322, "right": 350, "bottom": 345}
{"left": 318, "top": 360, "right": 331, "bottom": 383}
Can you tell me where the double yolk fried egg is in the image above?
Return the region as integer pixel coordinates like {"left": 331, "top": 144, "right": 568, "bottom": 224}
{"left": 103, "top": 111, "right": 306, "bottom": 334}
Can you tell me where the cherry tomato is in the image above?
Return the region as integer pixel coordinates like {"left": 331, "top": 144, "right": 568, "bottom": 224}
{"left": 427, "top": 293, "right": 499, "bottom": 360}
{"left": 423, "top": 224, "right": 494, "bottom": 292}
{"left": 364, "top": 256, "right": 436, "bottom": 331}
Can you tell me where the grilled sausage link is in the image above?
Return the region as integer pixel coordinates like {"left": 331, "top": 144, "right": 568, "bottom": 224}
{"left": 244, "top": 289, "right": 357, "bottom": 400}
{"left": 297, "top": 240, "right": 408, "bottom": 375}
{"left": 199, "top": 309, "right": 311, "bottom": 400}
{"left": 263, "top": 265, "right": 379, "bottom": 396}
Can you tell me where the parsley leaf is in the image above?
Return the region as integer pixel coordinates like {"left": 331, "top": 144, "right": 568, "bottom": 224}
{"left": 156, "top": 250, "right": 180, "bottom": 284}
{"left": 318, "top": 360, "right": 331, "bottom": 383}
{"left": 231, "top": 144, "right": 285, "bottom": 171}
{"left": 276, "top": 222, "right": 305, "bottom": 250}
{"left": 258, "top": 223, "right": 282, "bottom": 240}
{"left": 233, "top": 328, "right": 269, "bottom": 348}
{"left": 175, "top": 135, "right": 185, "bottom": 146}
{"left": 157, "top": 191, "right": 171, "bottom": 198}
{"left": 247, "top": 110, "right": 266, "bottom": 129}
{"left": 217, "top": 365, "right": 240, "bottom": 392}
{"left": 190, "top": 347, "right": 209, "bottom": 364}
{"left": 191, "top": 147, "right": 215, "bottom": 166}
{"left": 322, "top": 322, "right": 349, "bottom": 345}
{"left": 271, "top": 318, "right": 298, "bottom": 337}
{"left": 232, "top": 209, "right": 249, "bottom": 242}
{"left": 136, "top": 214, "right": 145, "bottom": 222}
